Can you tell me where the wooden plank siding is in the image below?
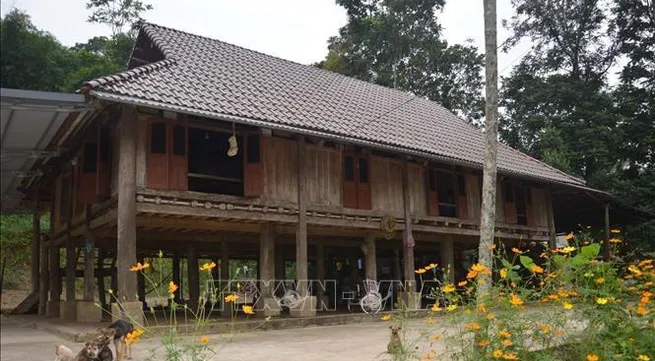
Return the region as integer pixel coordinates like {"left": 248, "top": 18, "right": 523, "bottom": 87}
{"left": 369, "top": 156, "right": 404, "bottom": 216}
{"left": 263, "top": 136, "right": 298, "bottom": 203}
{"left": 305, "top": 145, "right": 341, "bottom": 207}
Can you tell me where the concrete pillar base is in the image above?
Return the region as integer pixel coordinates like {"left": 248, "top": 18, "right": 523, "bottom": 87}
{"left": 60, "top": 301, "right": 77, "bottom": 321}
{"left": 46, "top": 301, "right": 60, "bottom": 317}
{"left": 289, "top": 296, "right": 317, "bottom": 317}
{"left": 317, "top": 295, "right": 330, "bottom": 311}
{"left": 111, "top": 301, "right": 144, "bottom": 326}
{"left": 76, "top": 301, "right": 103, "bottom": 322}
{"left": 254, "top": 296, "right": 281, "bottom": 317}
{"left": 398, "top": 292, "right": 421, "bottom": 310}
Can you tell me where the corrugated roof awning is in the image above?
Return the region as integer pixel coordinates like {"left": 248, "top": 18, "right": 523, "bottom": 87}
{"left": 1, "top": 88, "right": 90, "bottom": 212}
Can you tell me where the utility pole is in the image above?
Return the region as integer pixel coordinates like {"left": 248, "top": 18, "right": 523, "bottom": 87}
{"left": 477, "top": 0, "right": 499, "bottom": 302}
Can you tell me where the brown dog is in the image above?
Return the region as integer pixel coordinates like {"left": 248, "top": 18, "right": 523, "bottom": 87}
{"left": 55, "top": 344, "right": 75, "bottom": 361}
{"left": 71, "top": 341, "right": 102, "bottom": 361}
{"left": 387, "top": 325, "right": 403, "bottom": 354}
{"left": 97, "top": 320, "right": 134, "bottom": 361}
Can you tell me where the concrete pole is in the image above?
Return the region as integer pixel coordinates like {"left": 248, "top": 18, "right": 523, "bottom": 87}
{"left": 440, "top": 237, "right": 455, "bottom": 284}
{"left": 114, "top": 105, "right": 141, "bottom": 322}
{"left": 364, "top": 235, "right": 377, "bottom": 281}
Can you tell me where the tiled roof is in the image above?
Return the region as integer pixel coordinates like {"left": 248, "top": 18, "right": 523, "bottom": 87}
{"left": 86, "top": 23, "right": 585, "bottom": 186}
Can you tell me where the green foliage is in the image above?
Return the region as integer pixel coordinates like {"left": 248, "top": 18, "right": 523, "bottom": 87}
{"left": 317, "top": 0, "right": 485, "bottom": 122}
{"left": 0, "top": 213, "right": 49, "bottom": 289}
{"left": 86, "top": 0, "right": 153, "bottom": 36}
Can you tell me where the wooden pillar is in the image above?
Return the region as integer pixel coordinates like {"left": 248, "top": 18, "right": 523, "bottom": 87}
{"left": 38, "top": 242, "right": 49, "bottom": 315}
{"left": 116, "top": 105, "right": 138, "bottom": 303}
{"left": 83, "top": 240, "right": 95, "bottom": 301}
{"left": 188, "top": 244, "right": 200, "bottom": 310}
{"left": 171, "top": 254, "right": 181, "bottom": 303}
{"left": 31, "top": 196, "right": 41, "bottom": 293}
{"left": 47, "top": 246, "right": 61, "bottom": 316}
{"left": 604, "top": 203, "right": 611, "bottom": 258}
{"left": 276, "top": 248, "right": 285, "bottom": 280}
{"left": 137, "top": 256, "right": 146, "bottom": 304}
{"left": 401, "top": 159, "right": 416, "bottom": 290}
{"left": 260, "top": 223, "right": 275, "bottom": 297}
{"left": 296, "top": 136, "right": 308, "bottom": 297}
{"left": 64, "top": 241, "right": 76, "bottom": 302}
{"left": 97, "top": 249, "right": 107, "bottom": 309}
{"left": 364, "top": 235, "right": 377, "bottom": 281}
{"left": 316, "top": 241, "right": 325, "bottom": 297}
{"left": 440, "top": 237, "right": 455, "bottom": 284}
{"left": 546, "top": 187, "right": 557, "bottom": 248}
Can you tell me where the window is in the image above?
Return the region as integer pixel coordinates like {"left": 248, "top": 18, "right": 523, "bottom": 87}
{"left": 344, "top": 156, "right": 355, "bottom": 182}
{"left": 504, "top": 182, "right": 514, "bottom": 202}
{"left": 151, "top": 122, "right": 167, "bottom": 154}
{"left": 173, "top": 125, "right": 186, "bottom": 156}
{"left": 83, "top": 143, "right": 98, "bottom": 173}
{"left": 358, "top": 158, "right": 369, "bottom": 183}
{"left": 246, "top": 134, "right": 261, "bottom": 163}
{"left": 457, "top": 174, "right": 466, "bottom": 196}
{"left": 99, "top": 128, "right": 110, "bottom": 162}
{"left": 516, "top": 186, "right": 529, "bottom": 225}
{"left": 428, "top": 169, "right": 437, "bottom": 192}
{"left": 436, "top": 171, "right": 457, "bottom": 217}
{"left": 187, "top": 128, "right": 243, "bottom": 196}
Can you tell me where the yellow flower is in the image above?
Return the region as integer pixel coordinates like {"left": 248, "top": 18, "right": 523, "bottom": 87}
{"left": 596, "top": 298, "right": 609, "bottom": 305}
{"left": 381, "top": 314, "right": 392, "bottom": 321}
{"left": 637, "top": 355, "right": 650, "bottom": 361}
{"left": 446, "top": 304, "right": 458, "bottom": 312}
{"left": 168, "top": 281, "right": 178, "bottom": 294}
{"left": 587, "top": 354, "right": 599, "bottom": 361}
{"left": 464, "top": 322, "right": 481, "bottom": 331}
{"left": 200, "top": 336, "right": 209, "bottom": 344}
{"left": 509, "top": 294, "right": 524, "bottom": 307}
{"left": 560, "top": 246, "right": 576, "bottom": 254}
{"left": 500, "top": 268, "right": 509, "bottom": 279}
{"left": 493, "top": 349, "right": 504, "bottom": 359}
{"left": 224, "top": 294, "right": 239, "bottom": 303}
{"left": 458, "top": 280, "right": 468, "bottom": 287}
{"left": 129, "top": 262, "right": 150, "bottom": 272}
{"left": 637, "top": 306, "right": 648, "bottom": 316}
{"left": 425, "top": 263, "right": 438, "bottom": 270}
{"left": 431, "top": 333, "right": 443, "bottom": 341}
{"left": 431, "top": 304, "right": 442, "bottom": 312}
{"left": 502, "top": 339, "right": 513, "bottom": 347}
{"left": 478, "top": 339, "right": 491, "bottom": 347}
{"left": 610, "top": 229, "right": 621, "bottom": 233}
{"left": 415, "top": 268, "right": 427, "bottom": 274}
{"left": 125, "top": 328, "right": 144, "bottom": 345}
{"left": 499, "top": 330, "right": 511, "bottom": 338}
{"left": 554, "top": 330, "right": 566, "bottom": 336}
{"left": 425, "top": 317, "right": 435, "bottom": 325}
{"left": 467, "top": 263, "right": 492, "bottom": 279}
{"left": 512, "top": 247, "right": 523, "bottom": 254}
{"left": 490, "top": 243, "right": 497, "bottom": 250}
{"left": 628, "top": 265, "right": 643, "bottom": 276}
{"left": 566, "top": 232, "right": 574, "bottom": 240}
{"left": 502, "top": 353, "right": 519, "bottom": 360}
{"left": 200, "top": 261, "right": 217, "bottom": 271}
{"left": 486, "top": 313, "right": 495, "bottom": 320}
{"left": 443, "top": 284, "right": 456, "bottom": 293}
{"left": 539, "top": 324, "right": 551, "bottom": 333}
{"left": 562, "top": 301, "right": 574, "bottom": 310}
{"left": 609, "top": 238, "right": 622, "bottom": 243}
{"left": 242, "top": 305, "right": 255, "bottom": 315}
{"left": 529, "top": 264, "right": 545, "bottom": 274}
{"left": 595, "top": 277, "right": 605, "bottom": 285}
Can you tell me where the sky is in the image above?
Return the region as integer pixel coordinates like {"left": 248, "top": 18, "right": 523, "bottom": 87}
{"left": 0, "top": 0, "right": 524, "bottom": 75}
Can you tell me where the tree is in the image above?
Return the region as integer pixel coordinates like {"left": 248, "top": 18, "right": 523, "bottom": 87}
{"left": 317, "top": 0, "right": 485, "bottom": 122}
{"left": 86, "top": 0, "right": 152, "bottom": 37}
{"left": 477, "top": 0, "right": 499, "bottom": 300}
{"left": 0, "top": 10, "right": 76, "bottom": 91}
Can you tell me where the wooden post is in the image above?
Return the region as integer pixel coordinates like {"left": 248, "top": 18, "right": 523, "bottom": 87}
{"left": 38, "top": 241, "right": 49, "bottom": 315}
{"left": 31, "top": 195, "right": 41, "bottom": 293}
{"left": 47, "top": 246, "right": 61, "bottom": 316}
{"left": 171, "top": 254, "right": 181, "bottom": 303}
{"left": 64, "top": 163, "right": 77, "bottom": 315}
{"left": 296, "top": 136, "right": 308, "bottom": 297}
{"left": 260, "top": 223, "right": 274, "bottom": 297}
{"left": 440, "top": 237, "right": 455, "bottom": 284}
{"left": 137, "top": 255, "right": 146, "bottom": 304}
{"left": 83, "top": 207, "right": 95, "bottom": 302}
{"left": 116, "top": 105, "right": 138, "bottom": 304}
{"left": 188, "top": 244, "right": 200, "bottom": 310}
{"left": 401, "top": 159, "right": 416, "bottom": 290}
{"left": 546, "top": 187, "right": 557, "bottom": 249}
{"left": 97, "top": 249, "right": 107, "bottom": 310}
{"left": 604, "top": 203, "right": 611, "bottom": 259}
{"left": 316, "top": 241, "right": 325, "bottom": 298}
{"left": 364, "top": 235, "right": 377, "bottom": 281}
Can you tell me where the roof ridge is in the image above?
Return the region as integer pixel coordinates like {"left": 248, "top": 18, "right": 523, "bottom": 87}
{"left": 84, "top": 58, "right": 177, "bottom": 89}
{"left": 498, "top": 141, "right": 585, "bottom": 184}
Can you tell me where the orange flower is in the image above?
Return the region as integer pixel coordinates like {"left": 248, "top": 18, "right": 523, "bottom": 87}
{"left": 478, "top": 339, "right": 491, "bottom": 347}
{"left": 464, "top": 322, "right": 481, "bottom": 331}
{"left": 509, "top": 294, "right": 524, "bottom": 307}
{"left": 502, "top": 339, "right": 513, "bottom": 347}
{"left": 431, "top": 304, "right": 442, "bottom": 312}
{"left": 129, "top": 262, "right": 150, "bottom": 272}
{"left": 200, "top": 336, "right": 209, "bottom": 344}
{"left": 381, "top": 314, "right": 392, "bottom": 321}
{"left": 637, "top": 306, "right": 648, "bottom": 316}
{"left": 242, "top": 305, "right": 255, "bottom": 315}
{"left": 499, "top": 330, "right": 511, "bottom": 338}
{"left": 595, "top": 277, "right": 605, "bottom": 285}
{"left": 512, "top": 248, "right": 523, "bottom": 254}
{"left": 492, "top": 349, "right": 503, "bottom": 358}
{"left": 502, "top": 353, "right": 519, "bottom": 360}
{"left": 200, "top": 261, "right": 216, "bottom": 271}
{"left": 168, "top": 281, "right": 178, "bottom": 294}
{"left": 415, "top": 268, "right": 427, "bottom": 274}
{"left": 458, "top": 280, "right": 468, "bottom": 287}
{"left": 443, "top": 284, "right": 456, "bottom": 293}
{"left": 467, "top": 263, "right": 492, "bottom": 279}
{"left": 566, "top": 232, "right": 574, "bottom": 240}
{"left": 529, "top": 264, "right": 545, "bottom": 274}
{"left": 609, "top": 238, "right": 622, "bottom": 243}
{"left": 539, "top": 324, "right": 551, "bottom": 333}
{"left": 586, "top": 354, "right": 599, "bottom": 361}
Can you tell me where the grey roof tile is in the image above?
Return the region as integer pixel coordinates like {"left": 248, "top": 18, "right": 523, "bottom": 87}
{"left": 86, "top": 23, "right": 584, "bottom": 186}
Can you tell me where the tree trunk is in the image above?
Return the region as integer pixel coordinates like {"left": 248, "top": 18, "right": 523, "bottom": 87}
{"left": 477, "top": 0, "right": 499, "bottom": 302}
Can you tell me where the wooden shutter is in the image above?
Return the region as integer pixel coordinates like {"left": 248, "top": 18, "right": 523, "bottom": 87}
{"left": 427, "top": 169, "right": 439, "bottom": 216}
{"left": 244, "top": 134, "right": 264, "bottom": 197}
{"left": 503, "top": 182, "right": 518, "bottom": 224}
{"left": 147, "top": 119, "right": 169, "bottom": 189}
{"left": 342, "top": 154, "right": 357, "bottom": 208}
{"left": 356, "top": 157, "right": 371, "bottom": 210}
{"left": 456, "top": 174, "right": 469, "bottom": 219}
{"left": 169, "top": 124, "right": 188, "bottom": 190}
{"left": 97, "top": 126, "right": 111, "bottom": 199}
{"left": 78, "top": 142, "right": 97, "bottom": 206}
{"left": 525, "top": 188, "right": 535, "bottom": 226}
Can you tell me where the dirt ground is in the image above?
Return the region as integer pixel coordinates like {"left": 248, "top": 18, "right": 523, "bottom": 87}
{"left": 0, "top": 316, "right": 437, "bottom": 361}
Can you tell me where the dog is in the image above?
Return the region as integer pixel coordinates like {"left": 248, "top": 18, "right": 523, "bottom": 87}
{"left": 97, "top": 319, "right": 134, "bottom": 361}
{"left": 55, "top": 344, "right": 75, "bottom": 361}
{"left": 387, "top": 325, "right": 403, "bottom": 354}
{"left": 71, "top": 340, "right": 102, "bottom": 361}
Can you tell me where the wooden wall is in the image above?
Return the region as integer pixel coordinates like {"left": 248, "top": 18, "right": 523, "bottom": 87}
{"left": 408, "top": 164, "right": 427, "bottom": 217}
{"left": 530, "top": 188, "right": 550, "bottom": 227}
{"left": 369, "top": 156, "right": 404, "bottom": 216}
{"left": 263, "top": 136, "right": 298, "bottom": 203}
{"left": 305, "top": 145, "right": 341, "bottom": 207}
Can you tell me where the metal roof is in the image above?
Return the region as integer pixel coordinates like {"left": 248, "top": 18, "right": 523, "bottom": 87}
{"left": 84, "top": 23, "right": 586, "bottom": 188}
{"left": 0, "top": 88, "right": 89, "bottom": 212}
